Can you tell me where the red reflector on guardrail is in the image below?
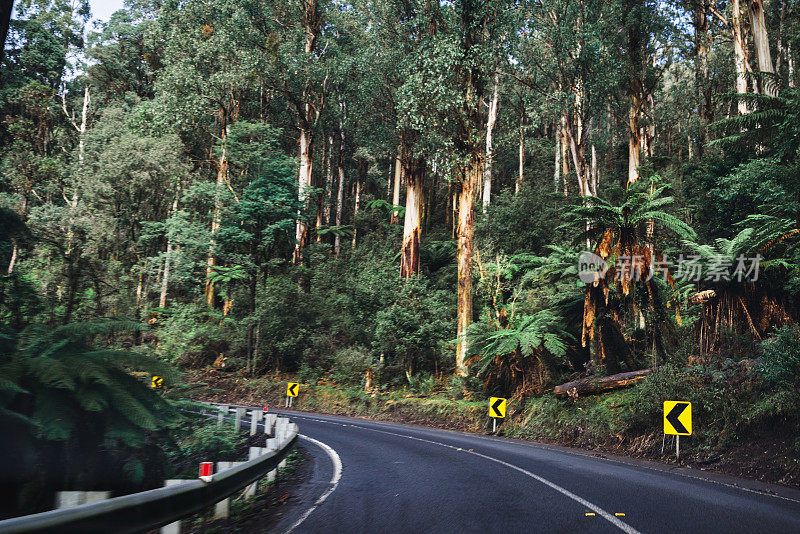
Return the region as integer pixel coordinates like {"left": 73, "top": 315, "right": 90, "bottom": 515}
{"left": 199, "top": 462, "right": 213, "bottom": 477}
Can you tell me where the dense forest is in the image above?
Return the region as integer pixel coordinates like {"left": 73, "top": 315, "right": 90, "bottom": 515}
{"left": 3, "top": 0, "right": 800, "bottom": 516}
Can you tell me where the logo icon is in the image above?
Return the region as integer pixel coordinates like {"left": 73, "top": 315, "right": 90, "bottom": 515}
{"left": 578, "top": 251, "right": 608, "bottom": 284}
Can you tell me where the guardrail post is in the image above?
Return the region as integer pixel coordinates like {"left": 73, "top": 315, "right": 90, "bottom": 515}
{"left": 234, "top": 407, "right": 245, "bottom": 432}
{"left": 213, "top": 462, "right": 232, "bottom": 518}
{"left": 55, "top": 491, "right": 110, "bottom": 509}
{"left": 265, "top": 438, "right": 278, "bottom": 482}
{"left": 217, "top": 405, "right": 228, "bottom": 426}
{"left": 244, "top": 448, "right": 264, "bottom": 498}
{"left": 275, "top": 418, "right": 289, "bottom": 468}
{"left": 263, "top": 413, "right": 277, "bottom": 435}
{"left": 160, "top": 481, "right": 191, "bottom": 534}
{"left": 249, "top": 410, "right": 262, "bottom": 436}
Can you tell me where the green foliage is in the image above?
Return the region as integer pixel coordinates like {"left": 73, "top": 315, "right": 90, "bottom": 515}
{"left": 467, "top": 310, "right": 572, "bottom": 376}
{"left": 330, "top": 346, "right": 372, "bottom": 386}
{"left": 759, "top": 326, "right": 800, "bottom": 389}
{"left": 175, "top": 420, "right": 243, "bottom": 459}
{"left": 0, "top": 320, "right": 182, "bottom": 515}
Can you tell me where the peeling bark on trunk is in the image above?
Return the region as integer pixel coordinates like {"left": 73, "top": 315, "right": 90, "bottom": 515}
{"left": 456, "top": 161, "right": 478, "bottom": 377}
{"left": 627, "top": 95, "right": 641, "bottom": 185}
{"left": 483, "top": 76, "right": 499, "bottom": 211}
{"left": 293, "top": 119, "right": 313, "bottom": 263}
{"left": 293, "top": 0, "right": 321, "bottom": 264}
{"left": 205, "top": 122, "right": 228, "bottom": 307}
{"left": 553, "top": 120, "right": 561, "bottom": 192}
{"left": 560, "top": 112, "right": 570, "bottom": 196}
{"left": 748, "top": 0, "right": 776, "bottom": 95}
{"left": 731, "top": 0, "right": 752, "bottom": 113}
{"left": 400, "top": 158, "right": 424, "bottom": 277}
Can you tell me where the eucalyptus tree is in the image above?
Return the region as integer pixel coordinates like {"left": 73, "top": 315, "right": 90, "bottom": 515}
{"left": 395, "top": 0, "right": 516, "bottom": 374}
{"left": 152, "top": 0, "right": 263, "bottom": 307}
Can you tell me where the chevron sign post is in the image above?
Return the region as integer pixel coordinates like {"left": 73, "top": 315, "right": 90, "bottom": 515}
{"left": 489, "top": 397, "right": 506, "bottom": 433}
{"left": 663, "top": 401, "right": 692, "bottom": 460}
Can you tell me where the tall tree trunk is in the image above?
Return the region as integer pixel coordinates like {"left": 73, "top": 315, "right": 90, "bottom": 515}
{"left": 400, "top": 157, "right": 424, "bottom": 277}
{"left": 206, "top": 121, "right": 228, "bottom": 307}
{"left": 317, "top": 131, "right": 331, "bottom": 240}
{"left": 391, "top": 147, "right": 402, "bottom": 224}
{"left": 748, "top": 0, "right": 777, "bottom": 95}
{"left": 515, "top": 113, "right": 524, "bottom": 194}
{"left": 483, "top": 75, "right": 499, "bottom": 211}
{"left": 560, "top": 112, "right": 570, "bottom": 196}
{"left": 455, "top": 161, "right": 478, "bottom": 377}
{"left": 554, "top": 120, "right": 561, "bottom": 192}
{"left": 627, "top": 95, "right": 642, "bottom": 185}
{"left": 293, "top": 117, "right": 313, "bottom": 263}
{"left": 565, "top": 124, "right": 590, "bottom": 197}
{"left": 351, "top": 177, "right": 361, "bottom": 250}
{"left": 694, "top": 0, "right": 712, "bottom": 154}
{"left": 7, "top": 240, "right": 17, "bottom": 274}
{"left": 293, "top": 0, "right": 321, "bottom": 263}
{"left": 591, "top": 144, "right": 598, "bottom": 196}
{"left": 334, "top": 123, "right": 346, "bottom": 257}
{"left": 732, "top": 0, "right": 751, "bottom": 113}
{"left": 159, "top": 181, "right": 180, "bottom": 309}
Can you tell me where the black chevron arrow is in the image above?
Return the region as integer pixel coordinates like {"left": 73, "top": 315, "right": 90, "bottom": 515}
{"left": 666, "top": 402, "right": 689, "bottom": 434}
{"left": 288, "top": 384, "right": 297, "bottom": 396}
{"left": 491, "top": 398, "right": 504, "bottom": 417}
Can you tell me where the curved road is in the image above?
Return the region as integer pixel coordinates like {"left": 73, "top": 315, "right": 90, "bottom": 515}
{"left": 250, "top": 409, "right": 800, "bottom": 533}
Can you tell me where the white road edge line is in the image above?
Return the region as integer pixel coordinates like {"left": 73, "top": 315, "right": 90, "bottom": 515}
{"left": 289, "top": 414, "right": 639, "bottom": 534}
{"left": 282, "top": 434, "right": 343, "bottom": 534}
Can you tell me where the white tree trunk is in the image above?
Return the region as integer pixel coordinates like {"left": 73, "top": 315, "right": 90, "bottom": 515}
{"left": 293, "top": 119, "right": 313, "bottom": 263}
{"left": 455, "top": 161, "right": 478, "bottom": 377}
{"left": 334, "top": 125, "right": 345, "bottom": 257}
{"left": 554, "top": 120, "right": 561, "bottom": 192}
{"left": 160, "top": 182, "right": 181, "bottom": 309}
{"left": 391, "top": 149, "right": 402, "bottom": 223}
{"left": 731, "top": 0, "right": 752, "bottom": 113}
{"left": 749, "top": 0, "right": 777, "bottom": 95}
{"left": 482, "top": 76, "right": 499, "bottom": 212}
{"left": 400, "top": 160, "right": 423, "bottom": 277}
{"left": 351, "top": 178, "right": 360, "bottom": 250}
{"left": 627, "top": 96, "right": 641, "bottom": 185}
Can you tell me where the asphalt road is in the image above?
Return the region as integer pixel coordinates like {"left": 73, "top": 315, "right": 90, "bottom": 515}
{"left": 244, "top": 409, "right": 800, "bottom": 534}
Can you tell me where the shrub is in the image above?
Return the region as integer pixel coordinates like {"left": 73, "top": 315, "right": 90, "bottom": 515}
{"left": 330, "top": 346, "right": 372, "bottom": 386}
{"left": 175, "top": 420, "right": 242, "bottom": 458}
{"left": 759, "top": 325, "right": 800, "bottom": 388}
{"left": 407, "top": 372, "right": 435, "bottom": 395}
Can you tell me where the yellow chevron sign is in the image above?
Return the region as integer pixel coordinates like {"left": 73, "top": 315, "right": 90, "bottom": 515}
{"left": 489, "top": 397, "right": 506, "bottom": 418}
{"left": 287, "top": 382, "right": 299, "bottom": 397}
{"left": 663, "top": 401, "right": 692, "bottom": 435}
{"left": 151, "top": 376, "right": 163, "bottom": 389}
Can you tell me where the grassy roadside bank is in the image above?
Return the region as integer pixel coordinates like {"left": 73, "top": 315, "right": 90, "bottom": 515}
{"left": 187, "top": 368, "right": 800, "bottom": 490}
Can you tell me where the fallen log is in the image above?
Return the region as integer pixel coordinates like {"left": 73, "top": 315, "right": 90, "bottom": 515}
{"left": 553, "top": 368, "right": 654, "bottom": 398}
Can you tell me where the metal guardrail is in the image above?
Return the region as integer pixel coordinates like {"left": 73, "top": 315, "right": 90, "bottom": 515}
{"left": 0, "top": 408, "right": 298, "bottom": 534}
